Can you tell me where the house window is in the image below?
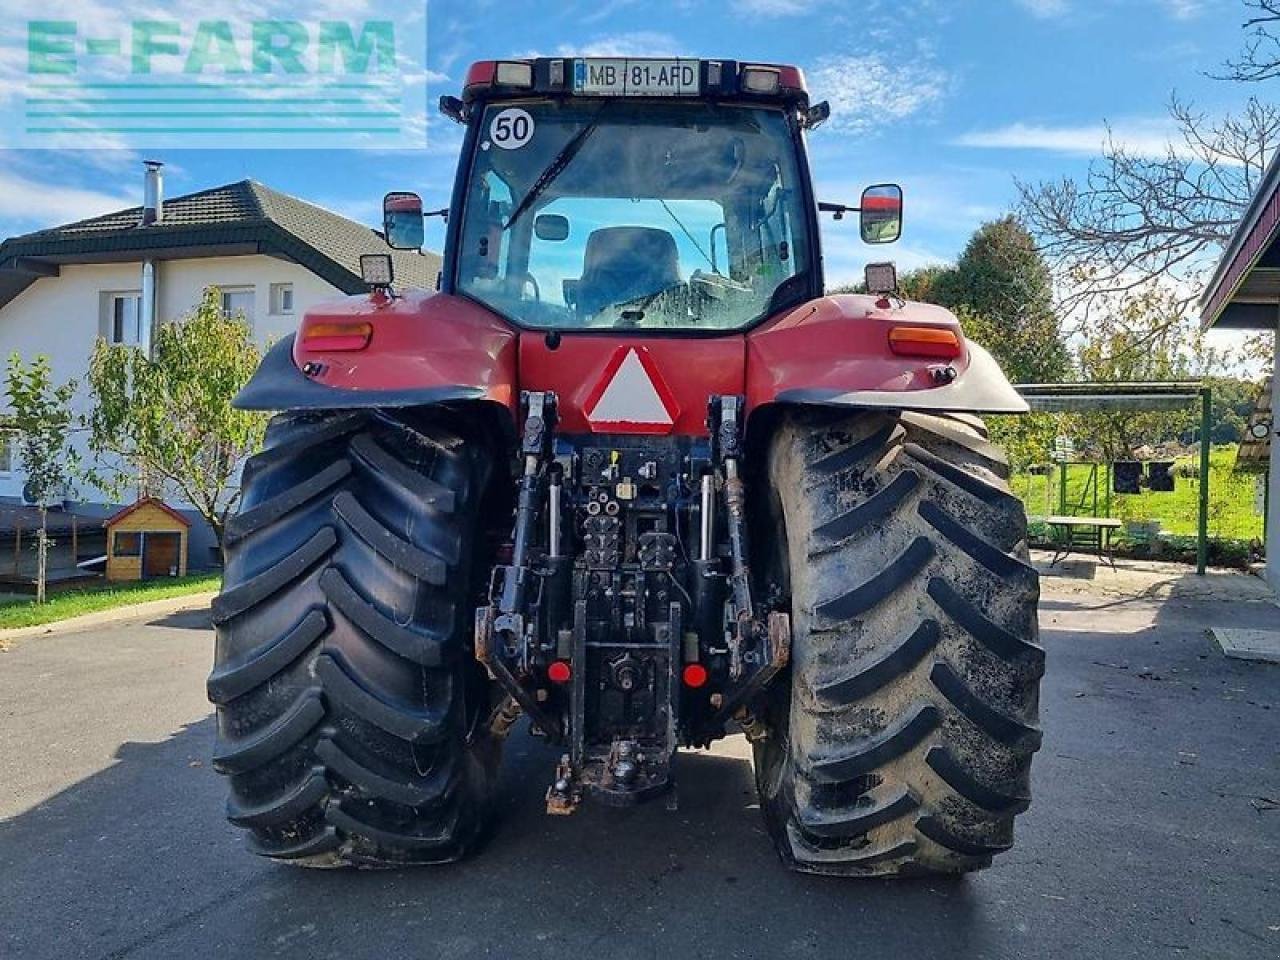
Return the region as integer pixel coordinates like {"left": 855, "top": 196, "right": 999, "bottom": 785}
{"left": 107, "top": 293, "right": 143, "bottom": 345}
{"left": 114, "top": 531, "right": 142, "bottom": 557}
{"left": 220, "top": 287, "right": 255, "bottom": 322}
{"left": 270, "top": 283, "right": 295, "bottom": 316}
{"left": 0, "top": 433, "right": 14, "bottom": 474}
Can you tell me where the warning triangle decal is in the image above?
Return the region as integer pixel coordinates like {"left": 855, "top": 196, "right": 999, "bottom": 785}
{"left": 584, "top": 347, "right": 681, "bottom": 434}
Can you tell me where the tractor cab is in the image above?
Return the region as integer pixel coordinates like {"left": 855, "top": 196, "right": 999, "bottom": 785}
{"left": 386, "top": 58, "right": 901, "bottom": 334}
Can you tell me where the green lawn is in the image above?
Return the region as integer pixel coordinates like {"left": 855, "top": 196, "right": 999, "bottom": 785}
{"left": 1011, "top": 446, "right": 1266, "bottom": 542}
{"left": 0, "top": 573, "right": 221, "bottom": 631}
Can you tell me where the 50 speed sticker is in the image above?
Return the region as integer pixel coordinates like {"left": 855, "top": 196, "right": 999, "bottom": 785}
{"left": 490, "top": 108, "right": 534, "bottom": 149}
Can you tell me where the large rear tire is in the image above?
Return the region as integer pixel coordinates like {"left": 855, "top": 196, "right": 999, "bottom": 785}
{"left": 755, "top": 410, "right": 1043, "bottom": 877}
{"left": 208, "top": 409, "right": 500, "bottom": 867}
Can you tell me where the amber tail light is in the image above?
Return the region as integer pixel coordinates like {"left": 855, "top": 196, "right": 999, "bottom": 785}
{"left": 888, "top": 326, "right": 962, "bottom": 360}
{"left": 302, "top": 322, "right": 373, "bottom": 352}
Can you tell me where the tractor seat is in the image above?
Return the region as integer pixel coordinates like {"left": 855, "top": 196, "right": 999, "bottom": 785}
{"left": 576, "top": 227, "right": 681, "bottom": 318}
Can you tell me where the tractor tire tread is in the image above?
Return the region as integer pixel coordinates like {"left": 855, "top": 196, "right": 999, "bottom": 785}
{"left": 756, "top": 410, "right": 1042, "bottom": 877}
{"left": 209, "top": 410, "right": 498, "bottom": 868}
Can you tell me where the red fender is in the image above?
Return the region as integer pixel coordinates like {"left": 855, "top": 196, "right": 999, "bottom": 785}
{"left": 236, "top": 291, "right": 1025, "bottom": 433}
{"left": 745, "top": 294, "right": 1027, "bottom": 416}
{"left": 235, "top": 290, "right": 519, "bottom": 422}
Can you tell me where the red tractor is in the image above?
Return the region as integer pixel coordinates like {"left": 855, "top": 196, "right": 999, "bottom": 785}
{"left": 209, "top": 58, "right": 1043, "bottom": 877}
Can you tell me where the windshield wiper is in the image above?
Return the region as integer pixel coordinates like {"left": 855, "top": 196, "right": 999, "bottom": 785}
{"left": 504, "top": 103, "right": 609, "bottom": 232}
{"left": 658, "top": 199, "right": 718, "bottom": 274}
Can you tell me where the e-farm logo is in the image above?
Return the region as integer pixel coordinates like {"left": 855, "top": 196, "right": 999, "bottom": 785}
{"left": 9, "top": 13, "right": 428, "bottom": 149}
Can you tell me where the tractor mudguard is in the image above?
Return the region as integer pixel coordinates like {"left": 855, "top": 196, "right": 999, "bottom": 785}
{"left": 233, "top": 289, "right": 519, "bottom": 427}
{"left": 745, "top": 293, "right": 1028, "bottom": 417}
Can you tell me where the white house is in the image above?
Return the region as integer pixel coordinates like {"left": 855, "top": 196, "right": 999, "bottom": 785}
{"left": 0, "top": 162, "right": 440, "bottom": 574}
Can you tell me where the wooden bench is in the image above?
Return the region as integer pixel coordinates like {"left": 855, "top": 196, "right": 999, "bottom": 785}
{"left": 1031, "top": 515, "right": 1123, "bottom": 568}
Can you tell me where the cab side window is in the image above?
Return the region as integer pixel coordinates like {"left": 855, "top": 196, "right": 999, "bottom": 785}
{"left": 459, "top": 171, "right": 514, "bottom": 288}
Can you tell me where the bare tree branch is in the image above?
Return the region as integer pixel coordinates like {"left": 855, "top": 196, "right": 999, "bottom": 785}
{"left": 1017, "top": 96, "right": 1280, "bottom": 328}
{"left": 1217, "top": 0, "right": 1280, "bottom": 82}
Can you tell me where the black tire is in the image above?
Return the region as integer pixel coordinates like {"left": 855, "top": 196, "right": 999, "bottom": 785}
{"left": 754, "top": 410, "right": 1044, "bottom": 877}
{"left": 207, "top": 409, "right": 500, "bottom": 867}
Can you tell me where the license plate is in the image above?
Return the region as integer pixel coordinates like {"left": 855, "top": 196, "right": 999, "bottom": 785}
{"left": 573, "top": 59, "right": 701, "bottom": 97}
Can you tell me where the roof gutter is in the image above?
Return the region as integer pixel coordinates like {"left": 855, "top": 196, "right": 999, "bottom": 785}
{"left": 1198, "top": 146, "right": 1280, "bottom": 329}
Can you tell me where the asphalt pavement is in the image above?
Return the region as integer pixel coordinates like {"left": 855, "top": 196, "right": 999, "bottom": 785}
{"left": 1, "top": 560, "right": 1278, "bottom": 960}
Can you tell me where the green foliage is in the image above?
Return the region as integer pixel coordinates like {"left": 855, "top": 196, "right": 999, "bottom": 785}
{"left": 1204, "top": 376, "right": 1261, "bottom": 445}
{"left": 86, "top": 287, "right": 268, "bottom": 546}
{"left": 4, "top": 354, "right": 80, "bottom": 604}
{"left": 829, "top": 264, "right": 953, "bottom": 302}
{"left": 829, "top": 216, "right": 1071, "bottom": 385}
{"left": 934, "top": 217, "right": 1070, "bottom": 383}
{"left": 4, "top": 354, "right": 78, "bottom": 508}
{"left": 1011, "top": 447, "right": 1264, "bottom": 543}
{"left": 1066, "top": 288, "right": 1202, "bottom": 462}
{"left": 992, "top": 288, "right": 1262, "bottom": 466}
{"left": 896, "top": 265, "right": 954, "bottom": 303}
{"left": 987, "top": 412, "right": 1060, "bottom": 471}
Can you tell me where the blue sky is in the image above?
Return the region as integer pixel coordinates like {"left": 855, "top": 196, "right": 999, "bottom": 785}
{"left": 0, "top": 0, "right": 1261, "bottom": 287}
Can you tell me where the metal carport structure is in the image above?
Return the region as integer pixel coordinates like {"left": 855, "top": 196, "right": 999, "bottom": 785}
{"left": 1014, "top": 381, "right": 1212, "bottom": 574}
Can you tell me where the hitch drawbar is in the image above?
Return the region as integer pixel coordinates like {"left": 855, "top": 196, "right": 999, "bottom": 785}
{"left": 475, "top": 391, "right": 790, "bottom": 815}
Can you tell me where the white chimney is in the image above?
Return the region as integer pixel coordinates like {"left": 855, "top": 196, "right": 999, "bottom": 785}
{"left": 142, "top": 160, "right": 164, "bottom": 226}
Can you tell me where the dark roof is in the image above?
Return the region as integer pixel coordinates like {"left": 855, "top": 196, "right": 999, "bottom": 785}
{"left": 0, "top": 503, "right": 105, "bottom": 537}
{"left": 0, "top": 180, "right": 442, "bottom": 309}
{"left": 105, "top": 497, "right": 191, "bottom": 529}
{"left": 1200, "top": 148, "right": 1280, "bottom": 330}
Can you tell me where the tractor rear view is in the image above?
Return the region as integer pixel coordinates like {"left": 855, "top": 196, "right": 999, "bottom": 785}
{"left": 208, "top": 57, "right": 1043, "bottom": 877}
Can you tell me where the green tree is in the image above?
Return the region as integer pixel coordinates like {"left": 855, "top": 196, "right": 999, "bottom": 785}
{"left": 828, "top": 264, "right": 954, "bottom": 301}
{"left": 1204, "top": 376, "right": 1258, "bottom": 444}
{"left": 832, "top": 219, "right": 1072, "bottom": 383}
{"left": 1069, "top": 288, "right": 1204, "bottom": 462}
{"left": 86, "top": 287, "right": 268, "bottom": 550}
{"left": 896, "top": 265, "right": 955, "bottom": 303}
{"left": 935, "top": 217, "right": 1071, "bottom": 384}
{"left": 5, "top": 355, "right": 78, "bottom": 603}
{"left": 987, "top": 410, "right": 1060, "bottom": 473}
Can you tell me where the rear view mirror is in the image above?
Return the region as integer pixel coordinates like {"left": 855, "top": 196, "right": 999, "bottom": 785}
{"left": 860, "top": 184, "right": 903, "bottom": 244}
{"left": 535, "top": 214, "right": 570, "bottom": 242}
{"left": 383, "top": 191, "right": 425, "bottom": 250}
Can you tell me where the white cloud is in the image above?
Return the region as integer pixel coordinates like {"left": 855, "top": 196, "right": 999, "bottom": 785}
{"left": 0, "top": 167, "right": 132, "bottom": 227}
{"left": 552, "top": 32, "right": 685, "bottom": 58}
{"left": 822, "top": 233, "right": 952, "bottom": 290}
{"left": 810, "top": 52, "right": 950, "bottom": 134}
{"left": 1015, "top": 0, "right": 1202, "bottom": 23}
{"left": 1014, "top": 0, "right": 1069, "bottom": 18}
{"left": 582, "top": 0, "right": 643, "bottom": 23}
{"left": 1159, "top": 0, "right": 1203, "bottom": 19}
{"left": 735, "top": 0, "right": 819, "bottom": 15}
{"left": 952, "top": 119, "right": 1183, "bottom": 158}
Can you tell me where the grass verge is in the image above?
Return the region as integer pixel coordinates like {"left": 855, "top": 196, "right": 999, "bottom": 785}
{"left": 1012, "top": 447, "right": 1265, "bottom": 542}
{"left": 0, "top": 573, "right": 221, "bottom": 631}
